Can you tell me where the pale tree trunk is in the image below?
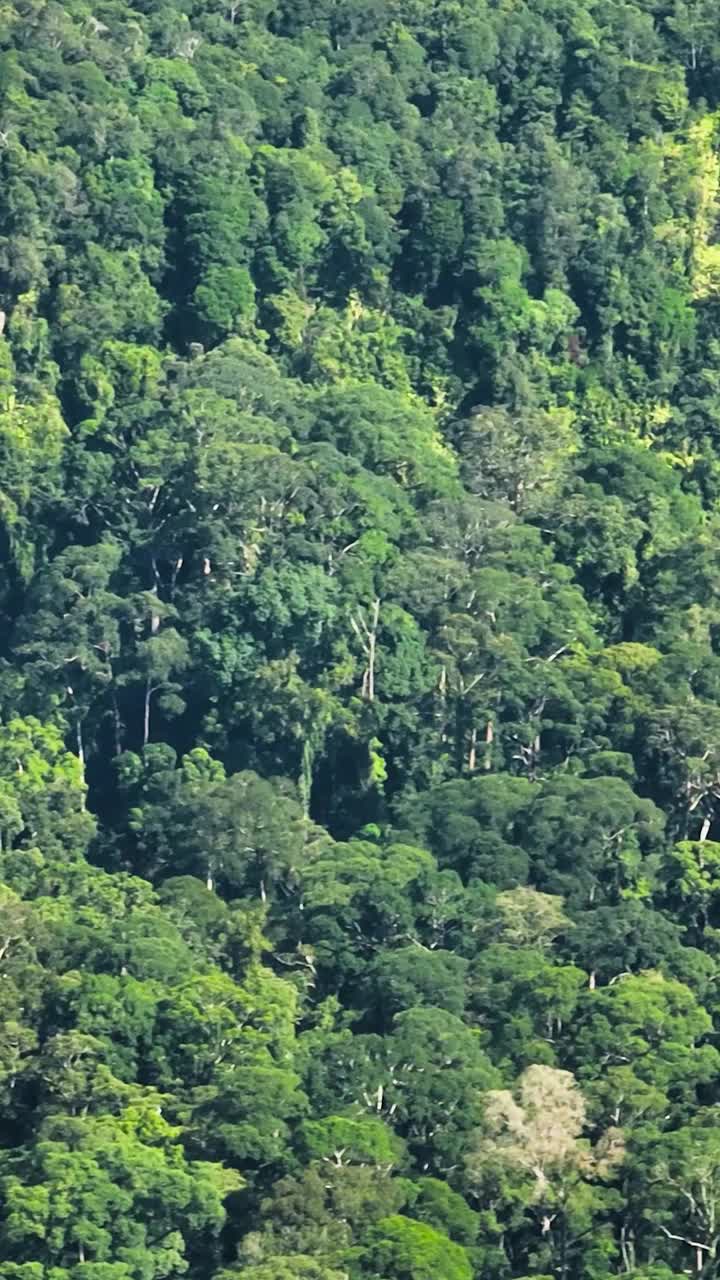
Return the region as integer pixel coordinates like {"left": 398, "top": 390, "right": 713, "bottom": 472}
{"left": 365, "top": 599, "right": 379, "bottom": 701}
{"left": 300, "top": 738, "right": 313, "bottom": 819}
{"left": 170, "top": 555, "right": 184, "bottom": 599}
{"left": 468, "top": 725, "right": 477, "bottom": 772}
{"left": 150, "top": 556, "right": 161, "bottom": 634}
{"left": 619, "top": 1221, "right": 636, "bottom": 1273}
{"left": 143, "top": 678, "right": 152, "bottom": 746}
{"left": 484, "top": 718, "right": 494, "bottom": 770}
{"left": 351, "top": 599, "right": 380, "bottom": 701}
{"left": 438, "top": 666, "right": 448, "bottom": 743}
{"left": 76, "top": 719, "right": 86, "bottom": 810}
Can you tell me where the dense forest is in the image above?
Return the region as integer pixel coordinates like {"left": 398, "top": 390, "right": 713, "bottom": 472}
{"left": 6, "top": 0, "right": 720, "bottom": 1277}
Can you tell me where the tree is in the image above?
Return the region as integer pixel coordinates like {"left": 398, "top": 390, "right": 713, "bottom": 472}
{"left": 631, "top": 1120, "right": 720, "bottom": 1277}
{"left": 298, "top": 1114, "right": 404, "bottom": 1169}
{"left": 11, "top": 541, "right": 125, "bottom": 773}
{"left": 455, "top": 405, "right": 577, "bottom": 514}
{"left": 570, "top": 972, "right": 719, "bottom": 1101}
{"left": 358, "top": 1215, "right": 473, "bottom": 1280}
{"left": 298, "top": 841, "right": 435, "bottom": 991}
{"left": 0, "top": 716, "right": 92, "bottom": 857}
{"left": 522, "top": 775, "right": 665, "bottom": 906}
{"left": 494, "top": 887, "right": 573, "bottom": 950}
{"left": 563, "top": 901, "right": 700, "bottom": 989}
{"left": 468, "top": 944, "right": 586, "bottom": 1071}
{"left": 362, "top": 946, "right": 469, "bottom": 1028}
{"left": 0, "top": 1106, "right": 241, "bottom": 1278}
{"left": 0, "top": 370, "right": 67, "bottom": 594}
{"left": 659, "top": 840, "right": 720, "bottom": 939}
{"left": 245, "top": 1161, "right": 409, "bottom": 1261}
{"left": 122, "top": 760, "right": 309, "bottom": 897}
{"left": 465, "top": 1066, "right": 623, "bottom": 1278}
{"left": 410, "top": 1178, "right": 479, "bottom": 1247}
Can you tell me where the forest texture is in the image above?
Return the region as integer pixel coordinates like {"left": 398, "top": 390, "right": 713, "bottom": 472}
{"left": 4, "top": 0, "right": 720, "bottom": 1277}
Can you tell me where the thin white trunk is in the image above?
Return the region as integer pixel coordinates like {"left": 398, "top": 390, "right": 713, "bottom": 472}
{"left": 484, "top": 718, "right": 494, "bottom": 770}
{"left": 351, "top": 599, "right": 380, "bottom": 701}
{"left": 76, "top": 720, "right": 86, "bottom": 810}
{"left": 143, "top": 678, "right": 152, "bottom": 746}
{"left": 150, "top": 557, "right": 161, "bottom": 633}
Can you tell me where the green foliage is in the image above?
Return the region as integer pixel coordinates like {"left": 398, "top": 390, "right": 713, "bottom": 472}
{"left": 357, "top": 1214, "right": 473, "bottom": 1280}
{"left": 0, "top": 1106, "right": 242, "bottom": 1279}
{"left": 2, "top": 1, "right": 720, "bottom": 1277}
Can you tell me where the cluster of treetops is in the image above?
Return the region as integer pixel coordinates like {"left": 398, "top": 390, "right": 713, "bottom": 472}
{"left": 5, "top": 0, "right": 720, "bottom": 1277}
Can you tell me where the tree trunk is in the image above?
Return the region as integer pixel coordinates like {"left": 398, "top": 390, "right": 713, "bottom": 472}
{"left": 150, "top": 556, "right": 161, "bottom": 633}
{"left": 468, "top": 725, "right": 477, "bottom": 772}
{"left": 366, "top": 598, "right": 379, "bottom": 701}
{"left": 111, "top": 688, "right": 123, "bottom": 756}
{"left": 170, "top": 555, "right": 184, "bottom": 598}
{"left": 143, "top": 678, "right": 152, "bottom": 746}
{"left": 484, "top": 718, "right": 494, "bottom": 770}
{"left": 76, "top": 719, "right": 86, "bottom": 809}
{"left": 439, "top": 666, "right": 448, "bottom": 743}
{"left": 352, "top": 599, "right": 380, "bottom": 701}
{"left": 300, "top": 738, "right": 313, "bottom": 819}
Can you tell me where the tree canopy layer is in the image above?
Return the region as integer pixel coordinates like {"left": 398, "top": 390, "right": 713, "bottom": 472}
{"left": 3, "top": 0, "right": 720, "bottom": 1277}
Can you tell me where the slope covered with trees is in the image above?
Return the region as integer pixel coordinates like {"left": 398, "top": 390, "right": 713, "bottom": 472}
{"left": 3, "top": 0, "right": 720, "bottom": 1276}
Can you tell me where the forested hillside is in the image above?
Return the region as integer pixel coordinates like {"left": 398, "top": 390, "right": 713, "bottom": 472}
{"left": 4, "top": 0, "right": 720, "bottom": 1276}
